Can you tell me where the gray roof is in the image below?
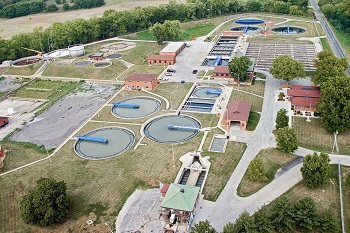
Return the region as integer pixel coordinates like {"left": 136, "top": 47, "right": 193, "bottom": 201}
{"left": 160, "top": 42, "right": 185, "bottom": 53}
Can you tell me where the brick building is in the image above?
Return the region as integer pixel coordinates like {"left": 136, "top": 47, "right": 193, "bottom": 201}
{"left": 287, "top": 85, "right": 321, "bottom": 117}
{"left": 212, "top": 58, "right": 255, "bottom": 84}
{"left": 124, "top": 74, "right": 159, "bottom": 91}
{"left": 0, "top": 117, "right": 9, "bottom": 128}
{"left": 223, "top": 101, "right": 252, "bottom": 130}
{"left": 147, "top": 42, "right": 185, "bottom": 65}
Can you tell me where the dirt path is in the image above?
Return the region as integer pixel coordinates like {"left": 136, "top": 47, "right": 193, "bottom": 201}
{"left": 0, "top": 0, "right": 186, "bottom": 39}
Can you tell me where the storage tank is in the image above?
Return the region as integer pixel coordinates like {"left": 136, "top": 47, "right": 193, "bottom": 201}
{"left": 68, "top": 45, "right": 85, "bottom": 57}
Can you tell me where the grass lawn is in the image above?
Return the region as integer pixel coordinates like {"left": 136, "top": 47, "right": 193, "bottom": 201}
{"left": 121, "top": 42, "right": 164, "bottom": 65}
{"left": 0, "top": 62, "right": 42, "bottom": 76}
{"left": 42, "top": 59, "right": 127, "bottom": 80}
{"left": 179, "top": 23, "right": 216, "bottom": 41}
{"left": 202, "top": 141, "right": 247, "bottom": 201}
{"left": 229, "top": 86, "right": 264, "bottom": 112}
{"left": 0, "top": 141, "right": 47, "bottom": 172}
{"left": 246, "top": 111, "right": 260, "bottom": 131}
{"left": 330, "top": 25, "right": 350, "bottom": 60}
{"left": 186, "top": 113, "right": 220, "bottom": 128}
{"left": 255, "top": 72, "right": 266, "bottom": 79}
{"left": 320, "top": 37, "right": 332, "bottom": 53}
{"left": 293, "top": 117, "right": 350, "bottom": 154}
{"left": 237, "top": 148, "right": 297, "bottom": 197}
{"left": 341, "top": 166, "right": 350, "bottom": 231}
{"left": 117, "top": 65, "right": 165, "bottom": 81}
{"left": 232, "top": 80, "right": 265, "bottom": 96}
{"left": 153, "top": 82, "right": 193, "bottom": 110}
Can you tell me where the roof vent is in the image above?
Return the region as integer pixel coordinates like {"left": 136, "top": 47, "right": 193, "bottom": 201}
{"left": 180, "top": 188, "right": 184, "bottom": 193}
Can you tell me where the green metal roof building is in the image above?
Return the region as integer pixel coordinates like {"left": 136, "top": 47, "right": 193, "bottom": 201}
{"left": 161, "top": 183, "right": 200, "bottom": 212}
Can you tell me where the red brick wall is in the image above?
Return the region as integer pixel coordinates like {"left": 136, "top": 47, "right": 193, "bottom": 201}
{"left": 125, "top": 80, "right": 158, "bottom": 90}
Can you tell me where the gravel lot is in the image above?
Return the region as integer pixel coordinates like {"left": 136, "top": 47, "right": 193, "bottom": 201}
{"left": 0, "top": 78, "right": 22, "bottom": 93}
{"left": 10, "top": 84, "right": 115, "bottom": 148}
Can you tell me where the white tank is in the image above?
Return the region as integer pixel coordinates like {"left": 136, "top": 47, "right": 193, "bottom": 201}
{"left": 68, "top": 45, "right": 85, "bottom": 57}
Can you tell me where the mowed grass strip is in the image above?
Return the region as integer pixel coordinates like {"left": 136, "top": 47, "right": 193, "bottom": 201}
{"left": 320, "top": 37, "right": 332, "bottom": 53}
{"left": 42, "top": 59, "right": 127, "bottom": 80}
{"left": 330, "top": 25, "right": 350, "bottom": 60}
{"left": 121, "top": 42, "right": 164, "bottom": 65}
{"left": 246, "top": 111, "right": 260, "bottom": 131}
{"left": 237, "top": 148, "right": 297, "bottom": 197}
{"left": 293, "top": 117, "right": 350, "bottom": 154}
{"left": 202, "top": 141, "right": 247, "bottom": 201}
{"left": 0, "top": 62, "right": 42, "bottom": 76}
{"left": 117, "top": 65, "right": 165, "bottom": 81}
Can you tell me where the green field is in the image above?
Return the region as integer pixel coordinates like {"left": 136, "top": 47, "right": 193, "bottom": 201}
{"left": 246, "top": 111, "right": 260, "bottom": 131}
{"left": 293, "top": 117, "right": 350, "bottom": 154}
{"left": 0, "top": 63, "right": 42, "bottom": 76}
{"left": 237, "top": 148, "right": 296, "bottom": 197}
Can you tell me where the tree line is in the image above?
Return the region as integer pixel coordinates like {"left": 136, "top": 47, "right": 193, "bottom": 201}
{"left": 0, "top": 0, "right": 309, "bottom": 63}
{"left": 192, "top": 196, "right": 339, "bottom": 233}
{"left": 318, "top": 0, "right": 350, "bottom": 35}
{"left": 0, "top": 0, "right": 105, "bottom": 18}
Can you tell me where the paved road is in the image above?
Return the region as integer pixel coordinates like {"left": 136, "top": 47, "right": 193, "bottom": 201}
{"left": 310, "top": 0, "right": 350, "bottom": 75}
{"left": 194, "top": 70, "right": 350, "bottom": 231}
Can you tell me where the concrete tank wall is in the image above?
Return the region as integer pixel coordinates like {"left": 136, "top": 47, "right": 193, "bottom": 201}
{"left": 68, "top": 46, "right": 85, "bottom": 57}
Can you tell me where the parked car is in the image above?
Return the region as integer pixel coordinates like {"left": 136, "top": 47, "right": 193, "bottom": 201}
{"left": 167, "top": 69, "right": 176, "bottom": 73}
{"left": 192, "top": 69, "right": 198, "bottom": 74}
{"left": 185, "top": 43, "right": 191, "bottom": 48}
{"left": 161, "top": 77, "right": 169, "bottom": 81}
{"left": 165, "top": 72, "right": 173, "bottom": 76}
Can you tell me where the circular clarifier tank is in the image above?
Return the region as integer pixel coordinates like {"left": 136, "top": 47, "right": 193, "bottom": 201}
{"left": 74, "top": 127, "right": 135, "bottom": 160}
{"left": 192, "top": 87, "right": 222, "bottom": 98}
{"left": 111, "top": 97, "right": 161, "bottom": 119}
{"left": 272, "top": 26, "right": 306, "bottom": 34}
{"left": 143, "top": 115, "right": 201, "bottom": 144}
{"left": 230, "top": 26, "right": 261, "bottom": 34}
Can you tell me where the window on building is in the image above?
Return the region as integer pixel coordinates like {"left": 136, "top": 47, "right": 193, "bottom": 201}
{"left": 145, "top": 86, "right": 149, "bottom": 88}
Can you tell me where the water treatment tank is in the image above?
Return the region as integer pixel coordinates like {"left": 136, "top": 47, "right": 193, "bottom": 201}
{"left": 68, "top": 45, "right": 85, "bottom": 58}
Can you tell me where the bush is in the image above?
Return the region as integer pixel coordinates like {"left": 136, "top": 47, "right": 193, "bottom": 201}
{"left": 247, "top": 157, "right": 267, "bottom": 181}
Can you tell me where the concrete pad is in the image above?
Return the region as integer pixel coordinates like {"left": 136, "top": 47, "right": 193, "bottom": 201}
{"left": 116, "top": 189, "right": 163, "bottom": 233}
{"left": 0, "top": 99, "right": 43, "bottom": 140}
{"left": 10, "top": 84, "right": 114, "bottom": 148}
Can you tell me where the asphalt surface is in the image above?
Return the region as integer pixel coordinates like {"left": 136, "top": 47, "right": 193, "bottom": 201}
{"left": 310, "top": 0, "right": 350, "bottom": 75}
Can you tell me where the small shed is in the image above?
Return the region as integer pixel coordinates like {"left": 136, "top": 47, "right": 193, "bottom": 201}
{"left": 124, "top": 74, "right": 159, "bottom": 90}
{"left": 0, "top": 117, "right": 9, "bottom": 128}
{"left": 92, "top": 53, "right": 104, "bottom": 61}
{"left": 224, "top": 101, "right": 251, "bottom": 130}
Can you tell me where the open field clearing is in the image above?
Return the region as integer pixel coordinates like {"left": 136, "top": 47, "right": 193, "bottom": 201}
{"left": 330, "top": 25, "right": 350, "bottom": 60}
{"left": 153, "top": 82, "right": 193, "bottom": 110}
{"left": 293, "top": 117, "right": 350, "bottom": 154}
{"left": 237, "top": 148, "right": 297, "bottom": 197}
{"left": 0, "top": 63, "right": 42, "bottom": 76}
{"left": 0, "top": 0, "right": 180, "bottom": 39}
{"left": 229, "top": 84, "right": 264, "bottom": 112}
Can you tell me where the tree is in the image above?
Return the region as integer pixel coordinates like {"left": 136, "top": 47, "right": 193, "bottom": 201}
{"left": 62, "top": 3, "right": 69, "bottom": 10}
{"left": 247, "top": 157, "right": 267, "bottom": 181}
{"left": 294, "top": 197, "right": 319, "bottom": 232}
{"left": 318, "top": 208, "right": 339, "bottom": 233}
{"left": 20, "top": 177, "right": 70, "bottom": 226}
{"left": 300, "top": 152, "right": 331, "bottom": 188}
{"left": 269, "top": 55, "right": 305, "bottom": 82}
{"left": 276, "top": 108, "right": 289, "bottom": 129}
{"left": 314, "top": 51, "right": 348, "bottom": 85}
{"left": 253, "top": 206, "right": 273, "bottom": 233}
{"left": 191, "top": 220, "right": 217, "bottom": 233}
{"left": 316, "top": 76, "right": 350, "bottom": 132}
{"left": 228, "top": 56, "right": 253, "bottom": 85}
{"left": 276, "top": 127, "right": 298, "bottom": 155}
{"left": 271, "top": 196, "right": 295, "bottom": 233}
{"left": 46, "top": 3, "right": 59, "bottom": 12}
{"left": 149, "top": 20, "right": 182, "bottom": 44}
{"left": 223, "top": 211, "right": 256, "bottom": 233}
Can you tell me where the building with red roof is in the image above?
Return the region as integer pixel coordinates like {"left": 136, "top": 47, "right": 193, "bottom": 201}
{"left": 124, "top": 74, "right": 159, "bottom": 91}
{"left": 212, "top": 58, "right": 255, "bottom": 84}
{"left": 223, "top": 101, "right": 252, "bottom": 130}
{"left": 287, "top": 85, "right": 321, "bottom": 117}
{"left": 0, "top": 117, "right": 9, "bottom": 128}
